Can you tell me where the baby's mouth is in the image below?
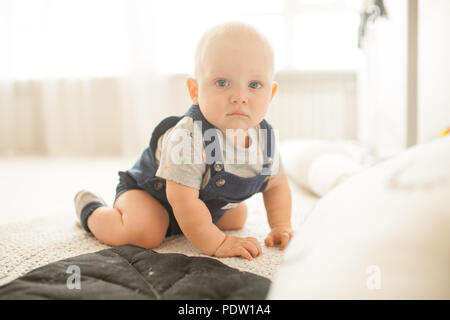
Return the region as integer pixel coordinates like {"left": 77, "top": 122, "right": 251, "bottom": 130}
{"left": 227, "top": 110, "right": 248, "bottom": 117}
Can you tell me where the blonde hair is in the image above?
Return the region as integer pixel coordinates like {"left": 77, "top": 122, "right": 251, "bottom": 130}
{"left": 193, "top": 21, "right": 274, "bottom": 78}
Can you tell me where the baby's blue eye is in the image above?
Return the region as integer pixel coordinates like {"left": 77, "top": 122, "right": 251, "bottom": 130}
{"left": 215, "top": 79, "right": 229, "bottom": 87}
{"left": 249, "top": 81, "right": 262, "bottom": 89}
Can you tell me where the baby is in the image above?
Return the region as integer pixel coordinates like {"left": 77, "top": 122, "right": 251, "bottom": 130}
{"left": 74, "top": 22, "right": 293, "bottom": 260}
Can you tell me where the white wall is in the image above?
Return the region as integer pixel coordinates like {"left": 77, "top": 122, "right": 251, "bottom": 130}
{"left": 357, "top": 0, "right": 409, "bottom": 157}
{"left": 359, "top": 0, "right": 450, "bottom": 155}
{"left": 418, "top": 0, "right": 450, "bottom": 142}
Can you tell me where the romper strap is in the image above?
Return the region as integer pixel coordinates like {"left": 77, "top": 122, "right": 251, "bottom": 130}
{"left": 149, "top": 116, "right": 182, "bottom": 153}
{"left": 259, "top": 119, "right": 275, "bottom": 176}
{"left": 149, "top": 104, "right": 206, "bottom": 153}
{"left": 185, "top": 105, "right": 224, "bottom": 165}
{"left": 183, "top": 105, "right": 216, "bottom": 132}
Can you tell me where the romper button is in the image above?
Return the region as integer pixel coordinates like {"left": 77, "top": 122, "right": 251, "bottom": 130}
{"left": 267, "top": 157, "right": 273, "bottom": 165}
{"left": 215, "top": 178, "right": 226, "bottom": 187}
{"left": 154, "top": 181, "right": 164, "bottom": 191}
{"left": 214, "top": 163, "right": 223, "bottom": 172}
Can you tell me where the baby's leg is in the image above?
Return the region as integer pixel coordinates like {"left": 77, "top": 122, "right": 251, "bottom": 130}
{"left": 88, "top": 190, "right": 170, "bottom": 249}
{"left": 215, "top": 202, "right": 248, "bottom": 230}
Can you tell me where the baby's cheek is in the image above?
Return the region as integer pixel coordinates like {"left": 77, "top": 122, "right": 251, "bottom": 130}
{"left": 201, "top": 106, "right": 223, "bottom": 128}
{"left": 253, "top": 104, "right": 270, "bottom": 120}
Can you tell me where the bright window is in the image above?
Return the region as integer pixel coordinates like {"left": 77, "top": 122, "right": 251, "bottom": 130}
{"left": 293, "top": 11, "right": 361, "bottom": 70}
{"left": 3, "top": 0, "right": 130, "bottom": 79}
{"left": 1, "top": 0, "right": 361, "bottom": 79}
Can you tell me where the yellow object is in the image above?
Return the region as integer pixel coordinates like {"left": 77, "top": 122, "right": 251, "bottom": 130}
{"left": 440, "top": 128, "right": 450, "bottom": 137}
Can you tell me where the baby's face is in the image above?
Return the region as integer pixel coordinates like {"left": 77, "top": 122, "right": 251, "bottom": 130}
{"left": 188, "top": 35, "right": 277, "bottom": 133}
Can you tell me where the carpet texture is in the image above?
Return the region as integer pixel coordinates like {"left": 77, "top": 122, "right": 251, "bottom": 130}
{"left": 0, "top": 169, "right": 318, "bottom": 287}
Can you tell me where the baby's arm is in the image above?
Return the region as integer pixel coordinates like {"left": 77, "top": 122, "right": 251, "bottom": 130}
{"left": 166, "top": 180, "right": 261, "bottom": 260}
{"left": 262, "top": 173, "right": 293, "bottom": 250}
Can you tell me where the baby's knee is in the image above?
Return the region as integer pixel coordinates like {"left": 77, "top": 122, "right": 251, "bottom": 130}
{"left": 216, "top": 202, "right": 248, "bottom": 230}
{"left": 233, "top": 205, "right": 248, "bottom": 229}
{"left": 135, "top": 236, "right": 164, "bottom": 250}
{"left": 126, "top": 227, "right": 166, "bottom": 249}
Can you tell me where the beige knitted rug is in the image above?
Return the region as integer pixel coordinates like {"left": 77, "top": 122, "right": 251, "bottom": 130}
{"left": 0, "top": 157, "right": 318, "bottom": 286}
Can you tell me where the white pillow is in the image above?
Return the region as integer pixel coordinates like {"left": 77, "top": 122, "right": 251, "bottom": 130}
{"left": 279, "top": 139, "right": 375, "bottom": 196}
{"left": 269, "top": 136, "right": 450, "bottom": 299}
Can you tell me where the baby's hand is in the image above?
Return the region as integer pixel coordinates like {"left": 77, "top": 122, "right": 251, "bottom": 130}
{"left": 213, "top": 236, "right": 262, "bottom": 260}
{"left": 264, "top": 226, "right": 294, "bottom": 250}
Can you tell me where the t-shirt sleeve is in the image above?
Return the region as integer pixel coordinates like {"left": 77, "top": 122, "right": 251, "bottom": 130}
{"left": 155, "top": 117, "right": 206, "bottom": 190}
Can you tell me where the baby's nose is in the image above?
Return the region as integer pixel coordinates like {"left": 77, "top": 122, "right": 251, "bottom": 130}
{"left": 230, "top": 91, "right": 248, "bottom": 105}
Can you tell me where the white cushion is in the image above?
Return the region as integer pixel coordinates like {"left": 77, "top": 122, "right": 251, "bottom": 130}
{"left": 279, "top": 139, "right": 375, "bottom": 197}
{"left": 269, "top": 136, "right": 450, "bottom": 299}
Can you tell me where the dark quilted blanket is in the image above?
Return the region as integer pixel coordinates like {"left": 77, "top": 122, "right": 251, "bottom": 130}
{"left": 0, "top": 245, "right": 270, "bottom": 299}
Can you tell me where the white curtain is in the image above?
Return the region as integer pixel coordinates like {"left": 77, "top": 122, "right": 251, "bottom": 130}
{"left": 0, "top": 0, "right": 187, "bottom": 156}
{"left": 0, "top": 0, "right": 361, "bottom": 157}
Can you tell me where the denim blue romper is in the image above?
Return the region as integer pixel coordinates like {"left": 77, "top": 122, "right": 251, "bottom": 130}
{"left": 115, "top": 104, "right": 275, "bottom": 237}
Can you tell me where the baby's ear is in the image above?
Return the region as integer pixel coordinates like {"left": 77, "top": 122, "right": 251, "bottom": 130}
{"left": 270, "top": 81, "right": 278, "bottom": 101}
{"left": 186, "top": 78, "right": 199, "bottom": 105}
